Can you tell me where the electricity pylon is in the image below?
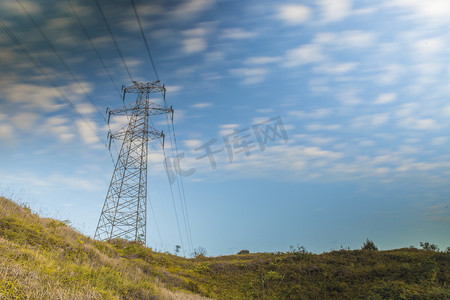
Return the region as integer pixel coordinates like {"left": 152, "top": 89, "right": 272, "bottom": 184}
{"left": 94, "top": 81, "right": 173, "bottom": 244}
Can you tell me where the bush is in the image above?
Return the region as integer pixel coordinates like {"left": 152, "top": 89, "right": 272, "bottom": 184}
{"left": 237, "top": 250, "right": 250, "bottom": 255}
{"left": 193, "top": 246, "right": 207, "bottom": 258}
{"left": 362, "top": 239, "right": 378, "bottom": 251}
{"left": 419, "top": 242, "right": 439, "bottom": 252}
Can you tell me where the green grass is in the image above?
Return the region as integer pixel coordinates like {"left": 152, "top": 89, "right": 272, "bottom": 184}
{"left": 0, "top": 196, "right": 448, "bottom": 299}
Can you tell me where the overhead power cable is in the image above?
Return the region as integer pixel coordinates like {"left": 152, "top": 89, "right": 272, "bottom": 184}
{"left": 0, "top": 20, "right": 114, "bottom": 165}
{"left": 94, "top": 0, "right": 134, "bottom": 83}
{"left": 67, "top": 0, "right": 122, "bottom": 100}
{"left": 164, "top": 113, "right": 193, "bottom": 253}
{"left": 129, "top": 0, "right": 159, "bottom": 81}
{"left": 67, "top": 0, "right": 124, "bottom": 158}
{"left": 16, "top": 0, "right": 106, "bottom": 123}
{"left": 162, "top": 144, "right": 186, "bottom": 256}
{"left": 171, "top": 120, "right": 194, "bottom": 251}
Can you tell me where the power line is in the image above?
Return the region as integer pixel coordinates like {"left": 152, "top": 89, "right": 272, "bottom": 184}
{"left": 128, "top": 0, "right": 191, "bottom": 252}
{"left": 129, "top": 0, "right": 159, "bottom": 81}
{"left": 16, "top": 0, "right": 106, "bottom": 124}
{"left": 94, "top": 0, "right": 134, "bottom": 83}
{"left": 171, "top": 120, "right": 194, "bottom": 251}
{"left": 0, "top": 19, "right": 114, "bottom": 165}
{"left": 66, "top": 0, "right": 122, "bottom": 100}
{"left": 165, "top": 114, "right": 193, "bottom": 253}
{"left": 163, "top": 145, "right": 186, "bottom": 256}
{"left": 67, "top": 0, "right": 124, "bottom": 158}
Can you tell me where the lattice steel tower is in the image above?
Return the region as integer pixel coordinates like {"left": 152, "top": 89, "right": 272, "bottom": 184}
{"left": 95, "top": 81, "right": 173, "bottom": 244}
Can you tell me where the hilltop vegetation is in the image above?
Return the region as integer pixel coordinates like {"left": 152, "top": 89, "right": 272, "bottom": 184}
{"left": 0, "top": 196, "right": 448, "bottom": 299}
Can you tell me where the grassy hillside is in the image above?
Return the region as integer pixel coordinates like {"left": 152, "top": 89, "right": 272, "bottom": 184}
{"left": 0, "top": 196, "right": 448, "bottom": 299}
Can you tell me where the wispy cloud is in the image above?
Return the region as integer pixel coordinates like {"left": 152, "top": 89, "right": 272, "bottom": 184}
{"left": 11, "top": 112, "right": 39, "bottom": 131}
{"left": 244, "top": 56, "right": 282, "bottom": 65}
{"left": 171, "top": 0, "right": 216, "bottom": 20}
{"left": 230, "top": 68, "right": 268, "bottom": 84}
{"left": 374, "top": 93, "right": 397, "bottom": 105}
{"left": 220, "top": 28, "right": 257, "bottom": 39}
{"left": 76, "top": 119, "right": 99, "bottom": 145}
{"left": 191, "top": 102, "right": 212, "bottom": 109}
{"left": 284, "top": 44, "right": 326, "bottom": 67}
{"left": 318, "top": 0, "right": 352, "bottom": 23}
{"left": 276, "top": 4, "right": 311, "bottom": 25}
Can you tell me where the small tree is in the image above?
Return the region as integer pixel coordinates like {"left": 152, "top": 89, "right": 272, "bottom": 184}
{"left": 174, "top": 245, "right": 181, "bottom": 255}
{"left": 420, "top": 242, "right": 439, "bottom": 252}
{"left": 193, "top": 246, "right": 207, "bottom": 258}
{"left": 362, "top": 238, "right": 378, "bottom": 251}
{"left": 237, "top": 249, "right": 250, "bottom": 255}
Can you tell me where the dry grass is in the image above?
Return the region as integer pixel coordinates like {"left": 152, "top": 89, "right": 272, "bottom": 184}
{"left": 0, "top": 197, "right": 207, "bottom": 299}
{"left": 0, "top": 196, "right": 448, "bottom": 299}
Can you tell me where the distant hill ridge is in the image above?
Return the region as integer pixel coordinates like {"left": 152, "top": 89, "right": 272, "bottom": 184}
{"left": 0, "top": 196, "right": 448, "bottom": 299}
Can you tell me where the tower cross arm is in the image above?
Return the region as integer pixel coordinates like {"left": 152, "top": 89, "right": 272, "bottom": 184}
{"left": 108, "top": 103, "right": 172, "bottom": 117}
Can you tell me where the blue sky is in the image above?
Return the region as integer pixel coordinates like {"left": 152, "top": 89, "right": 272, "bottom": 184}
{"left": 0, "top": 0, "right": 449, "bottom": 256}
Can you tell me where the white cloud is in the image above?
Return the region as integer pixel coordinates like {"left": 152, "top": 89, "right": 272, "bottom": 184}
{"left": 244, "top": 56, "right": 282, "bottom": 65}
{"left": 166, "top": 85, "right": 183, "bottom": 93}
{"left": 442, "top": 105, "right": 450, "bottom": 117}
{"left": 184, "top": 139, "right": 203, "bottom": 148}
{"left": 398, "top": 118, "right": 438, "bottom": 130}
{"left": 294, "top": 134, "right": 335, "bottom": 145}
{"left": 277, "top": 4, "right": 311, "bottom": 25}
{"left": 395, "top": 103, "right": 417, "bottom": 118}
{"left": 388, "top": 0, "right": 450, "bottom": 23}
{"left": 40, "top": 116, "right": 75, "bottom": 142}
{"left": 299, "top": 146, "right": 342, "bottom": 159}
{"left": 338, "top": 89, "right": 361, "bottom": 106}
{"left": 0, "top": 0, "right": 40, "bottom": 14}
{"left": 183, "top": 37, "right": 207, "bottom": 53}
{"left": 191, "top": 102, "right": 212, "bottom": 108}
{"left": 183, "top": 27, "right": 209, "bottom": 37}
{"left": 219, "top": 123, "right": 240, "bottom": 136}
{"left": 314, "top": 30, "right": 376, "bottom": 48}
{"left": 314, "top": 62, "right": 358, "bottom": 74}
{"left": 372, "top": 113, "right": 390, "bottom": 126}
{"left": 0, "top": 124, "right": 13, "bottom": 140}
{"left": 377, "top": 64, "right": 403, "bottom": 85}
{"left": 76, "top": 103, "right": 96, "bottom": 115}
{"left": 11, "top": 112, "right": 38, "bottom": 131}
{"left": 171, "top": 0, "right": 215, "bottom": 20}
{"left": 220, "top": 28, "right": 257, "bottom": 39}
{"left": 289, "top": 108, "right": 332, "bottom": 119}
{"left": 306, "top": 123, "right": 341, "bottom": 131}
{"left": 2, "top": 83, "right": 62, "bottom": 111}
{"left": 285, "top": 44, "right": 326, "bottom": 67}
{"left": 319, "top": 0, "right": 352, "bottom": 23}
{"left": 76, "top": 119, "right": 98, "bottom": 144}
{"left": 353, "top": 113, "right": 390, "bottom": 128}
{"left": 414, "top": 38, "right": 445, "bottom": 56}
{"left": 230, "top": 68, "right": 268, "bottom": 84}
{"left": 431, "top": 137, "right": 448, "bottom": 146}
{"left": 339, "top": 30, "right": 376, "bottom": 48}
{"left": 205, "top": 51, "right": 225, "bottom": 62}
{"left": 374, "top": 93, "right": 397, "bottom": 105}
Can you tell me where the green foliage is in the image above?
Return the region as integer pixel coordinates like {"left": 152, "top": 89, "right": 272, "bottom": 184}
{"left": 237, "top": 249, "right": 250, "bottom": 255}
{"left": 193, "top": 246, "right": 207, "bottom": 258}
{"left": 362, "top": 238, "right": 378, "bottom": 251}
{"left": 420, "top": 242, "right": 440, "bottom": 252}
{"left": 0, "top": 196, "right": 449, "bottom": 300}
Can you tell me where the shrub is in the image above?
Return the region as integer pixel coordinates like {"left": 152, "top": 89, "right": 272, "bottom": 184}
{"left": 362, "top": 239, "right": 378, "bottom": 251}
{"left": 193, "top": 246, "right": 207, "bottom": 258}
{"left": 419, "top": 242, "right": 439, "bottom": 252}
{"left": 237, "top": 250, "right": 250, "bottom": 255}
